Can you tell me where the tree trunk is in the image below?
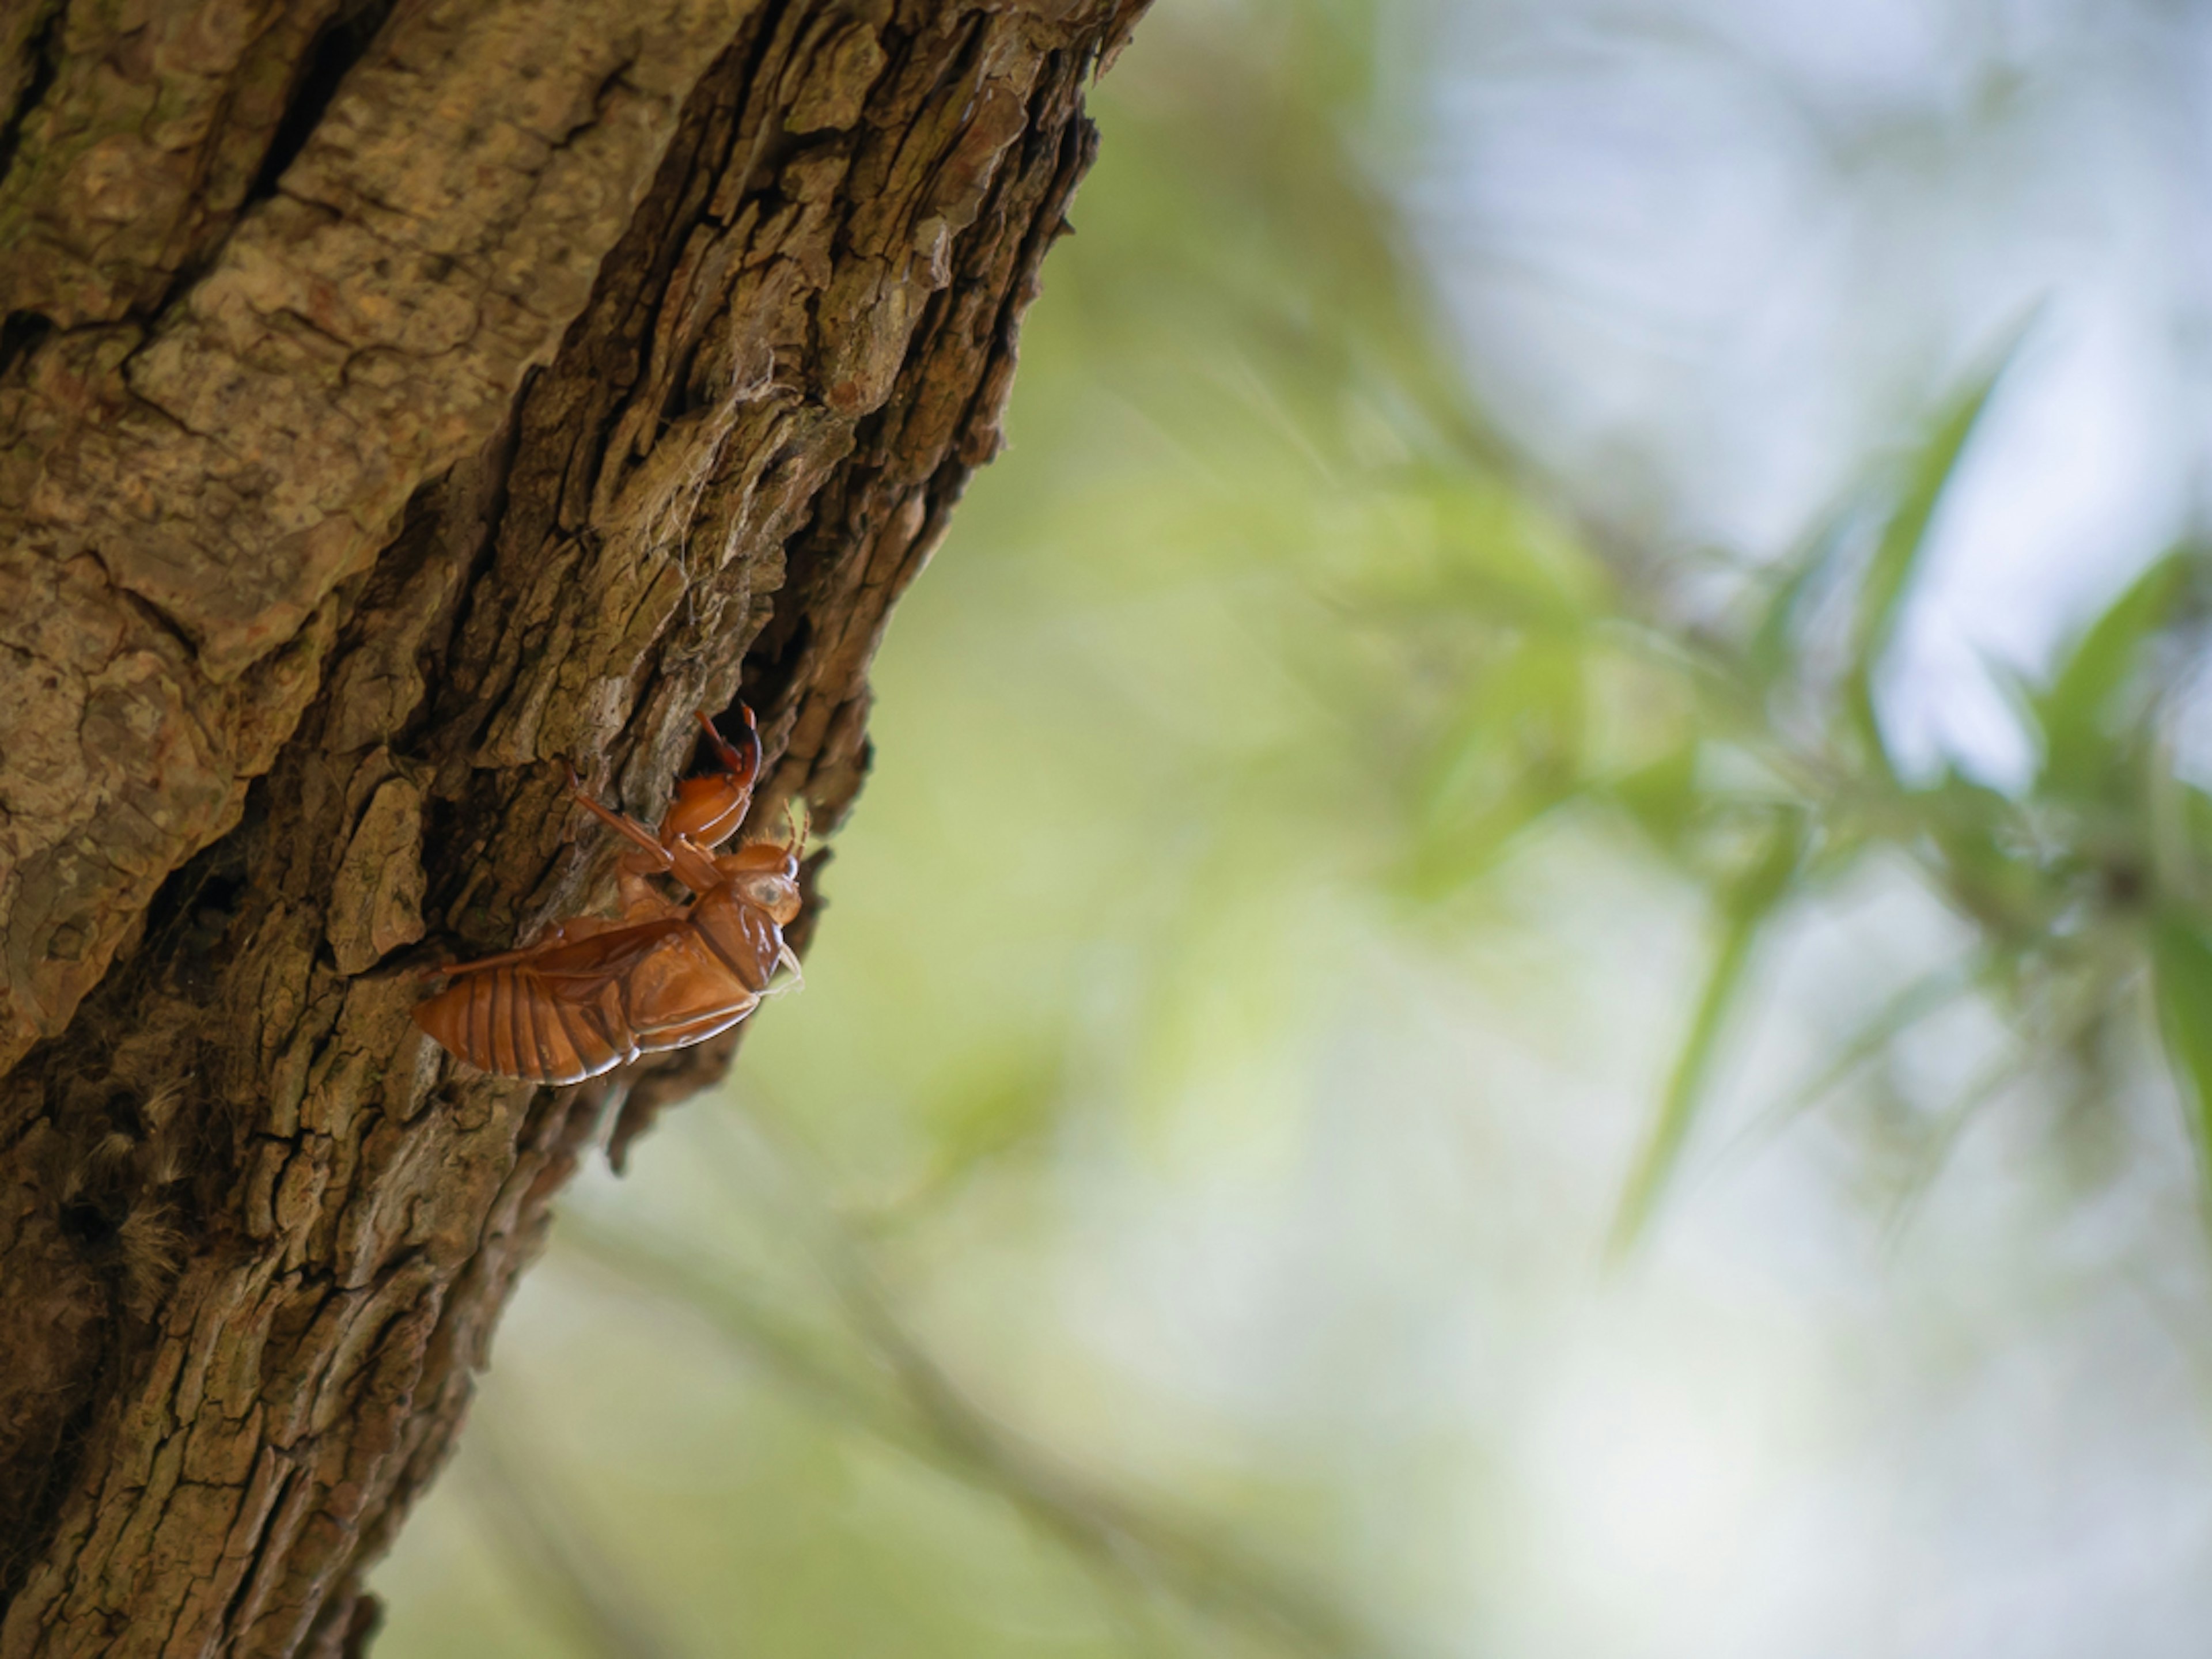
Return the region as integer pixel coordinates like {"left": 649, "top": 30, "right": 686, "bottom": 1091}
{"left": 0, "top": 0, "right": 1145, "bottom": 1650}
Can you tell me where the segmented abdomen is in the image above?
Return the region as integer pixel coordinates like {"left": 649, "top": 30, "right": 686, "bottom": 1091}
{"left": 411, "top": 965, "right": 638, "bottom": 1085}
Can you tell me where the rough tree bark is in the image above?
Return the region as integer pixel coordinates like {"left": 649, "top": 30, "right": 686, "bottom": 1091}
{"left": 0, "top": 1, "right": 1147, "bottom": 1651}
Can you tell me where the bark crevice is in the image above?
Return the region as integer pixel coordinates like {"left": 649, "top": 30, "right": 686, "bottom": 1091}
{"left": 248, "top": 1, "right": 400, "bottom": 208}
{"left": 0, "top": 0, "right": 62, "bottom": 187}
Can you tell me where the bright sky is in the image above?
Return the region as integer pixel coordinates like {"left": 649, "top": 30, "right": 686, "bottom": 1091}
{"left": 1405, "top": 0, "right": 2212, "bottom": 785}
{"left": 1388, "top": 3, "right": 2212, "bottom": 1652}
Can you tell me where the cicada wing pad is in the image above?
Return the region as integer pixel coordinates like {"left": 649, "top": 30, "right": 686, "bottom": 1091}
{"left": 511, "top": 917, "right": 691, "bottom": 987}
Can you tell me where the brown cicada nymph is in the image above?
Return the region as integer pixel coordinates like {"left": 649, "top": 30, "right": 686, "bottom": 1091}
{"left": 411, "top": 706, "right": 801, "bottom": 1085}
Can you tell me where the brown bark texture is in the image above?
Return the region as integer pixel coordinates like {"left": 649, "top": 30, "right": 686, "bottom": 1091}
{"left": 0, "top": 0, "right": 1146, "bottom": 1651}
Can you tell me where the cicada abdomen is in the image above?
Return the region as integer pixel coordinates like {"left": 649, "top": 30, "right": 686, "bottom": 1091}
{"left": 412, "top": 956, "right": 642, "bottom": 1084}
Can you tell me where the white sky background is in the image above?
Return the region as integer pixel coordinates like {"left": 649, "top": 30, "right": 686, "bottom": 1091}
{"left": 1372, "top": 1, "right": 2212, "bottom": 1652}
{"left": 1399, "top": 0, "right": 2212, "bottom": 785}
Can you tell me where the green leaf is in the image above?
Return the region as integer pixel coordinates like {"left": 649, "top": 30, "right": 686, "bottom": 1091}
{"left": 2152, "top": 914, "right": 2212, "bottom": 1211}
{"left": 2036, "top": 548, "right": 2188, "bottom": 800}
{"left": 1743, "top": 492, "right": 1860, "bottom": 689}
{"left": 1844, "top": 325, "right": 2036, "bottom": 770}
{"left": 1610, "top": 812, "right": 1805, "bottom": 1254}
{"left": 1398, "top": 632, "right": 1590, "bottom": 896}
{"left": 1918, "top": 771, "right": 2046, "bottom": 942}
{"left": 1609, "top": 743, "right": 1699, "bottom": 854}
{"left": 1727, "top": 956, "right": 1986, "bottom": 1156}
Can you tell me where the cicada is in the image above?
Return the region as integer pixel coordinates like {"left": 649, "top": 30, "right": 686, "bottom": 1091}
{"left": 411, "top": 706, "right": 802, "bottom": 1085}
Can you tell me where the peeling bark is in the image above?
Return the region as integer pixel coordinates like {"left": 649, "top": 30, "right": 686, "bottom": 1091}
{"left": 0, "top": 0, "right": 1145, "bottom": 1650}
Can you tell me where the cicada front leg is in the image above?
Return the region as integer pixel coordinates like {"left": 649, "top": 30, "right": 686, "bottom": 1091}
{"left": 627, "top": 704, "right": 763, "bottom": 872}
{"left": 595, "top": 705, "right": 772, "bottom": 903}
{"left": 563, "top": 765, "right": 724, "bottom": 898}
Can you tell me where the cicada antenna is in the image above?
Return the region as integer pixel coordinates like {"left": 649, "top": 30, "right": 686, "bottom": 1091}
{"left": 782, "top": 794, "right": 810, "bottom": 860}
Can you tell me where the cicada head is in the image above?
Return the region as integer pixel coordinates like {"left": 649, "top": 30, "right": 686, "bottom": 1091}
{"left": 734, "top": 865, "right": 801, "bottom": 926}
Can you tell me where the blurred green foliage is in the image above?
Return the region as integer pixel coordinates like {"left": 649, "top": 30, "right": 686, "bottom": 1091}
{"left": 374, "top": 2, "right": 2212, "bottom": 1654}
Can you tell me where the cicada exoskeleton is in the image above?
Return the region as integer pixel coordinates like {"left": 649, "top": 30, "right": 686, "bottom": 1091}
{"left": 411, "top": 706, "right": 802, "bottom": 1084}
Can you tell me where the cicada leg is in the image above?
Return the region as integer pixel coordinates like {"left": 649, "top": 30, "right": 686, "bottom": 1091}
{"left": 567, "top": 765, "right": 722, "bottom": 895}
{"left": 762, "top": 939, "right": 805, "bottom": 996}
{"left": 638, "top": 704, "right": 763, "bottom": 861}
{"left": 632, "top": 999, "right": 761, "bottom": 1054}
{"left": 565, "top": 765, "right": 673, "bottom": 866}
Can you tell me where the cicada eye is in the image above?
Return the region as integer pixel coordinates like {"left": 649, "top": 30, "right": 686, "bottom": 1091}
{"left": 740, "top": 872, "right": 800, "bottom": 923}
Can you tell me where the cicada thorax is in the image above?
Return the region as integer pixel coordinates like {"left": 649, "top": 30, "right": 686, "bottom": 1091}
{"left": 616, "top": 884, "right": 787, "bottom": 1054}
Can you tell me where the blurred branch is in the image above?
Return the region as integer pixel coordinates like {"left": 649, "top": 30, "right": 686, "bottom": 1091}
{"left": 1718, "top": 956, "right": 1987, "bottom": 1167}
{"left": 1610, "top": 812, "right": 1804, "bottom": 1253}
{"left": 555, "top": 1113, "right": 1396, "bottom": 1659}
{"left": 1050, "top": 0, "right": 2212, "bottom": 1249}
{"left": 462, "top": 1415, "right": 687, "bottom": 1659}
